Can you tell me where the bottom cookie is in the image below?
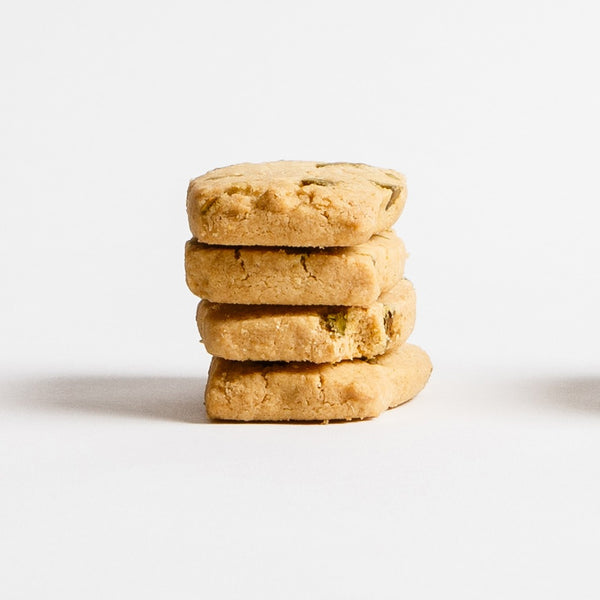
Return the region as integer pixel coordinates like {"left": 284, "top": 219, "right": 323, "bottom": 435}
{"left": 204, "top": 343, "right": 432, "bottom": 422}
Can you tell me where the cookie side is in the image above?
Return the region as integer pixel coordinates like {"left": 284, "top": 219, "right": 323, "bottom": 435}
{"left": 187, "top": 161, "right": 407, "bottom": 247}
{"left": 204, "top": 343, "right": 432, "bottom": 422}
{"left": 185, "top": 231, "right": 406, "bottom": 306}
{"left": 196, "top": 279, "right": 416, "bottom": 362}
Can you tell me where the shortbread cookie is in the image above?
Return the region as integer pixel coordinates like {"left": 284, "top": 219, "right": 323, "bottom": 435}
{"left": 185, "top": 230, "right": 406, "bottom": 306}
{"left": 204, "top": 343, "right": 432, "bottom": 422}
{"left": 196, "top": 279, "right": 416, "bottom": 363}
{"left": 187, "top": 161, "right": 407, "bottom": 247}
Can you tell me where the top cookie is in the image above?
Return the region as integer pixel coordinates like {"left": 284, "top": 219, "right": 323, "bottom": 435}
{"left": 187, "top": 161, "right": 407, "bottom": 247}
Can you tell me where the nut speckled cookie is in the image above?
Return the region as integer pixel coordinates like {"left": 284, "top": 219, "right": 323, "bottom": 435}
{"left": 204, "top": 343, "right": 432, "bottom": 422}
{"left": 187, "top": 161, "right": 407, "bottom": 247}
{"left": 185, "top": 231, "right": 406, "bottom": 306}
{"left": 196, "top": 279, "right": 416, "bottom": 363}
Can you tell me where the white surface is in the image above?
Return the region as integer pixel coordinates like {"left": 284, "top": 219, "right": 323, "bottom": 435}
{"left": 1, "top": 373, "right": 599, "bottom": 599}
{"left": 1, "top": 1, "right": 599, "bottom": 598}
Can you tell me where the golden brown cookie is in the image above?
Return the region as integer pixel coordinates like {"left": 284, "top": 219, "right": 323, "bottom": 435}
{"left": 204, "top": 343, "right": 432, "bottom": 422}
{"left": 196, "top": 279, "right": 416, "bottom": 363}
{"left": 187, "top": 161, "right": 407, "bottom": 247}
{"left": 185, "top": 230, "right": 406, "bottom": 306}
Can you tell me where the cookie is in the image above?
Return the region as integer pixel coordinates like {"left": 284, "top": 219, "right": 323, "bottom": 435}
{"left": 187, "top": 161, "right": 407, "bottom": 247}
{"left": 185, "top": 230, "right": 406, "bottom": 306}
{"left": 204, "top": 343, "right": 432, "bottom": 422}
{"left": 196, "top": 279, "right": 416, "bottom": 363}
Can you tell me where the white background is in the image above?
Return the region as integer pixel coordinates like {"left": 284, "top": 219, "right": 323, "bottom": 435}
{"left": 1, "top": 1, "right": 599, "bottom": 598}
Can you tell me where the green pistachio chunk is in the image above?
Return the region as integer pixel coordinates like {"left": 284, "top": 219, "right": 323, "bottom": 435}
{"left": 300, "top": 178, "right": 335, "bottom": 187}
{"left": 315, "top": 162, "right": 365, "bottom": 168}
{"left": 384, "top": 308, "right": 395, "bottom": 338}
{"left": 371, "top": 181, "right": 402, "bottom": 209}
{"left": 323, "top": 311, "right": 347, "bottom": 335}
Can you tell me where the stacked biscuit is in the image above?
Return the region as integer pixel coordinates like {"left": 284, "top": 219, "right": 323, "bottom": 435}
{"left": 185, "top": 161, "right": 432, "bottom": 422}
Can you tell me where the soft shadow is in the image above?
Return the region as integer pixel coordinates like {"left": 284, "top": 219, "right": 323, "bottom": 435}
{"left": 4, "top": 376, "right": 209, "bottom": 424}
{"left": 536, "top": 377, "right": 600, "bottom": 413}
{"left": 490, "top": 375, "right": 600, "bottom": 416}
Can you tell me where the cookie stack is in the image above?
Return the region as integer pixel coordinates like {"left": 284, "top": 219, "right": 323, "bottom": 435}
{"left": 185, "top": 161, "right": 432, "bottom": 422}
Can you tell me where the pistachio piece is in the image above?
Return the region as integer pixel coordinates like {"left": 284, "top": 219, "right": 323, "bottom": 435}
{"left": 315, "top": 162, "right": 365, "bottom": 168}
{"left": 384, "top": 308, "right": 395, "bottom": 338}
{"left": 199, "top": 197, "right": 217, "bottom": 214}
{"left": 385, "top": 187, "right": 402, "bottom": 210}
{"left": 300, "top": 178, "right": 335, "bottom": 187}
{"left": 323, "top": 311, "right": 347, "bottom": 335}
{"left": 360, "top": 357, "right": 378, "bottom": 364}
{"left": 371, "top": 181, "right": 402, "bottom": 210}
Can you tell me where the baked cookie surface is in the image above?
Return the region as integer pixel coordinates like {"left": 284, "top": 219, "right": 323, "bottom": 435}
{"left": 196, "top": 279, "right": 416, "bottom": 363}
{"left": 187, "top": 161, "right": 407, "bottom": 247}
{"left": 185, "top": 231, "right": 406, "bottom": 306}
{"left": 204, "top": 343, "right": 432, "bottom": 422}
